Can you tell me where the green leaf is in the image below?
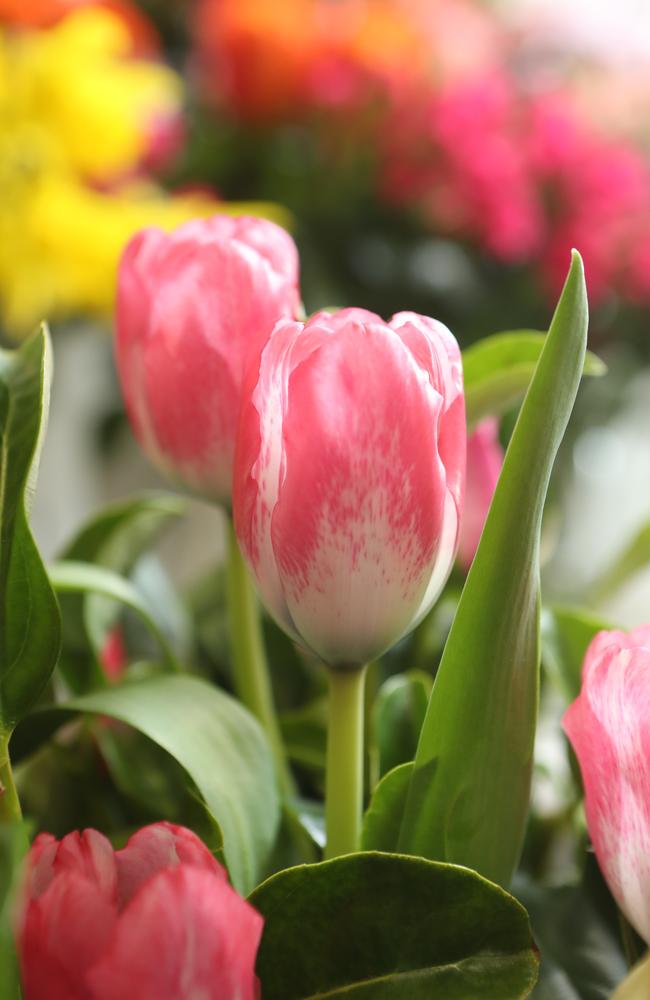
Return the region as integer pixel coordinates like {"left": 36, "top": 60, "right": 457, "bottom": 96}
{"left": 12, "top": 675, "right": 280, "bottom": 894}
{"left": 49, "top": 561, "right": 179, "bottom": 671}
{"left": 398, "top": 252, "right": 589, "bottom": 885}
{"left": 373, "top": 671, "right": 432, "bottom": 778}
{"left": 463, "top": 329, "right": 604, "bottom": 430}
{"left": 250, "top": 852, "right": 539, "bottom": 999}
{"left": 0, "top": 327, "right": 61, "bottom": 733}
{"left": 362, "top": 762, "right": 412, "bottom": 852}
{"left": 541, "top": 605, "right": 613, "bottom": 702}
{"left": 56, "top": 493, "right": 185, "bottom": 693}
{"left": 588, "top": 520, "right": 650, "bottom": 604}
{"left": 0, "top": 823, "right": 27, "bottom": 1000}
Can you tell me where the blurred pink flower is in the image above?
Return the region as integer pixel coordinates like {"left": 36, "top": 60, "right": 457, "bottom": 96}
{"left": 564, "top": 627, "right": 650, "bottom": 945}
{"left": 17, "top": 822, "right": 263, "bottom": 999}
{"left": 457, "top": 418, "right": 503, "bottom": 571}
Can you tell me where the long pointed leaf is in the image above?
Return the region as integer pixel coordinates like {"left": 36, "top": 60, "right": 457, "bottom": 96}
{"left": 0, "top": 327, "right": 61, "bottom": 734}
{"left": 397, "top": 252, "right": 589, "bottom": 885}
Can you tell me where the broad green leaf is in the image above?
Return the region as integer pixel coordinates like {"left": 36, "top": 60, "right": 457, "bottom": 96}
{"left": 60, "top": 492, "right": 184, "bottom": 566}
{"left": 362, "top": 762, "right": 412, "bottom": 852}
{"left": 463, "top": 329, "right": 604, "bottom": 430}
{"left": 49, "top": 561, "right": 179, "bottom": 671}
{"left": 541, "top": 606, "right": 613, "bottom": 702}
{"left": 250, "top": 852, "right": 539, "bottom": 999}
{"left": 613, "top": 956, "right": 650, "bottom": 1000}
{"left": 398, "top": 252, "right": 589, "bottom": 885}
{"left": 0, "top": 823, "right": 27, "bottom": 1000}
{"left": 588, "top": 520, "right": 650, "bottom": 604}
{"left": 12, "top": 675, "right": 280, "bottom": 894}
{"left": 57, "top": 493, "right": 185, "bottom": 693}
{"left": 373, "top": 671, "right": 432, "bottom": 778}
{"left": 0, "top": 328, "right": 61, "bottom": 733}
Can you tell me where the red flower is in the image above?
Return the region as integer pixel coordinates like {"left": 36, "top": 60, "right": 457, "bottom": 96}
{"left": 17, "top": 822, "right": 263, "bottom": 999}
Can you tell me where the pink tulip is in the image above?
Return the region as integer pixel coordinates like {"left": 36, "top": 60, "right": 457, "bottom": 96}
{"left": 563, "top": 626, "right": 650, "bottom": 944}
{"left": 233, "top": 307, "right": 465, "bottom": 667}
{"left": 457, "top": 417, "right": 504, "bottom": 571}
{"left": 17, "top": 822, "right": 263, "bottom": 999}
{"left": 115, "top": 215, "right": 300, "bottom": 503}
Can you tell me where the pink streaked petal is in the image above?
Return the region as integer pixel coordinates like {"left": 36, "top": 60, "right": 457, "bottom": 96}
{"left": 116, "top": 215, "right": 299, "bottom": 503}
{"left": 115, "top": 822, "right": 225, "bottom": 909}
{"left": 270, "top": 320, "right": 446, "bottom": 665}
{"left": 86, "top": 867, "right": 263, "bottom": 1000}
{"left": 26, "top": 830, "right": 117, "bottom": 903}
{"left": 234, "top": 318, "right": 324, "bottom": 641}
{"left": 564, "top": 640, "right": 650, "bottom": 943}
{"left": 20, "top": 871, "right": 118, "bottom": 1000}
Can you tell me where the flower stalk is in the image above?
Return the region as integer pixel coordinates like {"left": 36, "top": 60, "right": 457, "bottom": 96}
{"left": 225, "top": 519, "right": 295, "bottom": 799}
{"left": 325, "top": 665, "right": 367, "bottom": 859}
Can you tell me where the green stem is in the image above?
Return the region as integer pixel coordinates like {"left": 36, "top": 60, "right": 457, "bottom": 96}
{"left": 325, "top": 665, "right": 367, "bottom": 859}
{"left": 225, "top": 518, "right": 295, "bottom": 799}
{"left": 0, "top": 734, "right": 21, "bottom": 823}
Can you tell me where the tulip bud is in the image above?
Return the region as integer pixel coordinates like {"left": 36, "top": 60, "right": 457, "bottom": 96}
{"left": 16, "top": 822, "right": 263, "bottom": 999}
{"left": 457, "top": 417, "right": 503, "bottom": 571}
{"left": 564, "top": 626, "right": 650, "bottom": 945}
{"left": 115, "top": 214, "right": 300, "bottom": 503}
{"left": 233, "top": 307, "right": 466, "bottom": 667}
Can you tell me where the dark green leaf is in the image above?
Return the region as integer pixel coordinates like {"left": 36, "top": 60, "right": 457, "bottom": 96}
{"left": 12, "top": 675, "right": 279, "bottom": 894}
{"left": 0, "top": 328, "right": 61, "bottom": 733}
{"left": 398, "top": 252, "right": 589, "bottom": 885}
{"left": 250, "top": 852, "right": 539, "bottom": 999}
{"left": 373, "top": 671, "right": 431, "bottom": 778}
{"left": 362, "top": 762, "right": 412, "bottom": 852}
{"left": 463, "top": 329, "right": 604, "bottom": 430}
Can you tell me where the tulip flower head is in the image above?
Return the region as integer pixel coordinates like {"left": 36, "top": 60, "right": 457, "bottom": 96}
{"left": 17, "top": 821, "right": 263, "bottom": 999}
{"left": 234, "top": 307, "right": 465, "bottom": 667}
{"left": 116, "top": 215, "right": 300, "bottom": 503}
{"left": 564, "top": 626, "right": 650, "bottom": 944}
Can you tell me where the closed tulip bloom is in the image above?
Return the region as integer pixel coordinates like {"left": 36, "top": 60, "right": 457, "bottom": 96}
{"left": 564, "top": 626, "right": 650, "bottom": 944}
{"left": 17, "top": 822, "right": 263, "bottom": 999}
{"left": 457, "top": 417, "right": 503, "bottom": 571}
{"left": 115, "top": 215, "right": 300, "bottom": 502}
{"left": 234, "top": 307, "right": 465, "bottom": 667}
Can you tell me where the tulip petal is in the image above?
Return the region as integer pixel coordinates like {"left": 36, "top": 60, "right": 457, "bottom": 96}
{"left": 86, "top": 867, "right": 263, "bottom": 1000}
{"left": 19, "top": 871, "right": 118, "bottom": 1000}
{"left": 115, "top": 821, "right": 226, "bottom": 908}
{"left": 270, "top": 318, "right": 448, "bottom": 665}
{"left": 564, "top": 628, "right": 650, "bottom": 944}
{"left": 116, "top": 216, "right": 299, "bottom": 502}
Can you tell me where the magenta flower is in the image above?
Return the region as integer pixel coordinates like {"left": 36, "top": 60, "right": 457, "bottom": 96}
{"left": 564, "top": 626, "right": 650, "bottom": 944}
{"left": 17, "top": 822, "right": 263, "bottom": 1000}
{"left": 233, "top": 307, "right": 465, "bottom": 666}
{"left": 115, "top": 215, "right": 300, "bottom": 503}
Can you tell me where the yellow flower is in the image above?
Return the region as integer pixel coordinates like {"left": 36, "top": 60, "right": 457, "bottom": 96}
{"left": 0, "top": 6, "right": 289, "bottom": 335}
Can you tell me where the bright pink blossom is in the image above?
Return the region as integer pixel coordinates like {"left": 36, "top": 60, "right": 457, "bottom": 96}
{"left": 563, "top": 626, "right": 650, "bottom": 944}
{"left": 17, "top": 822, "right": 263, "bottom": 999}
{"left": 233, "top": 307, "right": 465, "bottom": 666}
{"left": 457, "top": 417, "right": 503, "bottom": 571}
{"left": 115, "top": 215, "right": 300, "bottom": 503}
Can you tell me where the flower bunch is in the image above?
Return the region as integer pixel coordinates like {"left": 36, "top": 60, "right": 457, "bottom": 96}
{"left": 192, "top": 0, "right": 650, "bottom": 308}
